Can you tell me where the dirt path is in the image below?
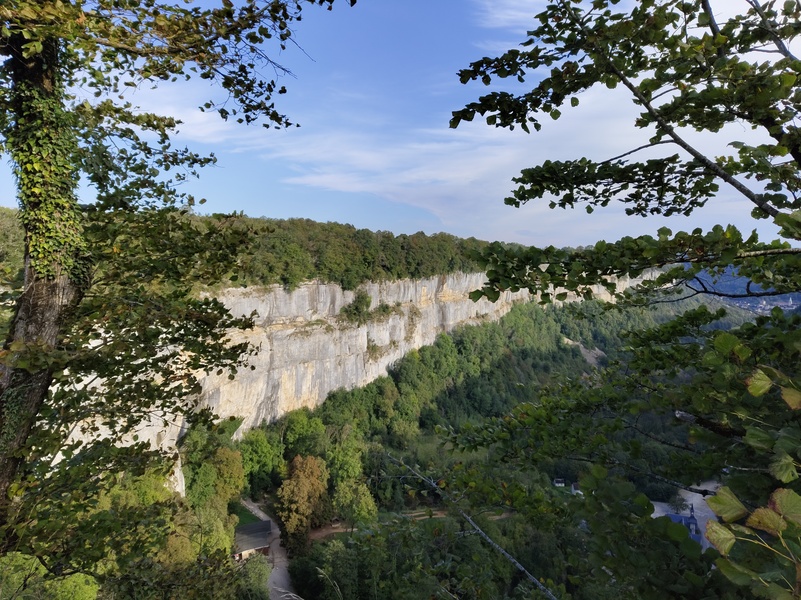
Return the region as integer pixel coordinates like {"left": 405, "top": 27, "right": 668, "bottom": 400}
{"left": 240, "top": 498, "right": 270, "bottom": 521}
{"left": 308, "top": 509, "right": 513, "bottom": 541}
{"left": 240, "top": 499, "right": 296, "bottom": 600}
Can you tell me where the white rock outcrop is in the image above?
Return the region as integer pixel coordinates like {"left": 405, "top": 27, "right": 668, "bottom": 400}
{"left": 199, "top": 272, "right": 531, "bottom": 432}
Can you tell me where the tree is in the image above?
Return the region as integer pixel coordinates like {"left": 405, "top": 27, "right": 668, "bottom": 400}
{"left": 236, "top": 554, "right": 271, "bottom": 600}
{"left": 450, "top": 1, "right": 801, "bottom": 597}
{"left": 239, "top": 428, "right": 286, "bottom": 495}
{"left": 0, "top": 0, "right": 353, "bottom": 583}
{"left": 275, "top": 455, "right": 329, "bottom": 554}
{"left": 332, "top": 479, "right": 377, "bottom": 532}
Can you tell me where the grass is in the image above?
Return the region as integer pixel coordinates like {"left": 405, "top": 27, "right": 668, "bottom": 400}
{"left": 230, "top": 501, "right": 261, "bottom": 526}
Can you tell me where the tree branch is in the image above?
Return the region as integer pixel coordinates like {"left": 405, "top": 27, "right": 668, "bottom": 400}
{"left": 609, "top": 459, "right": 718, "bottom": 497}
{"left": 600, "top": 140, "right": 674, "bottom": 165}
{"left": 700, "top": 0, "right": 722, "bottom": 37}
{"left": 563, "top": 455, "right": 718, "bottom": 497}
{"left": 623, "top": 418, "right": 701, "bottom": 455}
{"left": 387, "top": 455, "right": 560, "bottom": 600}
{"left": 558, "top": 0, "right": 782, "bottom": 218}
{"left": 745, "top": 0, "right": 799, "bottom": 61}
{"left": 737, "top": 247, "right": 801, "bottom": 258}
{"left": 674, "top": 410, "right": 746, "bottom": 439}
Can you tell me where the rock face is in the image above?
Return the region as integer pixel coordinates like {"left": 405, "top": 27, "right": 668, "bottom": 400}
{"left": 199, "top": 272, "right": 531, "bottom": 433}
{"left": 127, "top": 270, "right": 646, "bottom": 494}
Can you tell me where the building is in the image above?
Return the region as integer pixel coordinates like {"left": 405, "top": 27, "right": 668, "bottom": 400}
{"left": 233, "top": 520, "right": 273, "bottom": 561}
{"left": 665, "top": 505, "right": 703, "bottom": 545}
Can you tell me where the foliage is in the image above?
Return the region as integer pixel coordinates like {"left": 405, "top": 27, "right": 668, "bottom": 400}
{"left": 180, "top": 423, "right": 245, "bottom": 557}
{"left": 448, "top": 0, "right": 801, "bottom": 596}
{"left": 0, "top": 207, "right": 23, "bottom": 287}
{"left": 0, "top": 0, "right": 355, "bottom": 589}
{"left": 0, "top": 552, "right": 98, "bottom": 600}
{"left": 282, "top": 408, "right": 327, "bottom": 458}
{"left": 338, "top": 289, "right": 374, "bottom": 324}
{"left": 275, "top": 455, "right": 330, "bottom": 554}
{"left": 332, "top": 480, "right": 377, "bottom": 531}
{"left": 235, "top": 554, "right": 271, "bottom": 600}
{"left": 266, "top": 297, "right": 727, "bottom": 596}
{"left": 239, "top": 428, "right": 286, "bottom": 496}
{"left": 233, "top": 219, "right": 487, "bottom": 290}
{"left": 0, "top": 212, "right": 488, "bottom": 294}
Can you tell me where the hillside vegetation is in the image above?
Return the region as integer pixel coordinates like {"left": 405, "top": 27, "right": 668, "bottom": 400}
{"left": 0, "top": 208, "right": 487, "bottom": 292}
{"left": 0, "top": 203, "right": 760, "bottom": 598}
{"left": 242, "top": 297, "right": 752, "bottom": 599}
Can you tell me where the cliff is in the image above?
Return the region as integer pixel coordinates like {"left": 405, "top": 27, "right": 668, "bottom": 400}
{"left": 127, "top": 270, "right": 644, "bottom": 492}
{"left": 198, "top": 272, "right": 531, "bottom": 433}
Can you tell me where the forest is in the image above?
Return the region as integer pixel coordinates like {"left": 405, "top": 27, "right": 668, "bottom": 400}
{"left": 0, "top": 200, "right": 762, "bottom": 599}
{"left": 2, "top": 0, "right": 801, "bottom": 599}
{"left": 2, "top": 255, "right": 751, "bottom": 599}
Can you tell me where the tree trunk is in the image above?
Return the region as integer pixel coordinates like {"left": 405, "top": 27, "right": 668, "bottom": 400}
{"left": 0, "top": 33, "right": 87, "bottom": 540}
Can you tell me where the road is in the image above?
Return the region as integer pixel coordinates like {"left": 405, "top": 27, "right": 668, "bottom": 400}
{"left": 240, "top": 499, "right": 298, "bottom": 600}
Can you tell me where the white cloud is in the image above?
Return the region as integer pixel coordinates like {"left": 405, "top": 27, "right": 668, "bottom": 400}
{"left": 470, "top": 0, "right": 544, "bottom": 31}
{"left": 238, "top": 79, "right": 780, "bottom": 246}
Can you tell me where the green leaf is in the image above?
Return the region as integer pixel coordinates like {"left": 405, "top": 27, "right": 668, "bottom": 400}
{"left": 770, "top": 488, "right": 801, "bottom": 526}
{"left": 744, "top": 427, "right": 775, "bottom": 452}
{"left": 745, "top": 507, "right": 786, "bottom": 535}
{"left": 713, "top": 332, "right": 740, "bottom": 355}
{"left": 714, "top": 558, "right": 757, "bottom": 585}
{"left": 758, "top": 583, "right": 795, "bottom": 600}
{"left": 780, "top": 386, "right": 801, "bottom": 410}
{"left": 770, "top": 451, "right": 798, "bottom": 483}
{"left": 707, "top": 487, "right": 748, "bottom": 522}
{"left": 666, "top": 520, "right": 689, "bottom": 541}
{"left": 747, "top": 368, "right": 773, "bottom": 397}
{"left": 706, "top": 521, "right": 736, "bottom": 555}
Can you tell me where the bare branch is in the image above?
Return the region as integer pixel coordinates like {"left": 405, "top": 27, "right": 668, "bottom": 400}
{"left": 600, "top": 140, "right": 675, "bottom": 165}
{"left": 700, "top": 0, "right": 722, "bottom": 37}
{"left": 736, "top": 247, "right": 801, "bottom": 258}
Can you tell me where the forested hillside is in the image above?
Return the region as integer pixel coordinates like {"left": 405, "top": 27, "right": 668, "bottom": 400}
{"left": 2, "top": 1, "right": 800, "bottom": 597}
{"left": 0, "top": 207, "right": 487, "bottom": 293}
{"left": 2, "top": 197, "right": 754, "bottom": 598}
{"left": 236, "top": 297, "right": 752, "bottom": 599}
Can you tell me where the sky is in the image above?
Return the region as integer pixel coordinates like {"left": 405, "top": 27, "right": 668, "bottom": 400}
{"left": 0, "top": 0, "right": 789, "bottom": 247}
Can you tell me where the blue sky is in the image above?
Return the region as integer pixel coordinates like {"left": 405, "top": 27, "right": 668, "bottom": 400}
{"left": 0, "top": 0, "right": 786, "bottom": 246}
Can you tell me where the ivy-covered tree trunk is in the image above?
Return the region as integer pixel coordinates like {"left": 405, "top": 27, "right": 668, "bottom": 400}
{"left": 0, "top": 34, "right": 87, "bottom": 536}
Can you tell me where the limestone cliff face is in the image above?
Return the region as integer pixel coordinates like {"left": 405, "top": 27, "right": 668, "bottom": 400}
{"left": 198, "top": 272, "right": 532, "bottom": 433}
{"left": 126, "top": 271, "right": 645, "bottom": 493}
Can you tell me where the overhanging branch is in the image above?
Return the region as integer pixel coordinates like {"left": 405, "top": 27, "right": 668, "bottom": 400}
{"left": 558, "top": 0, "right": 783, "bottom": 219}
